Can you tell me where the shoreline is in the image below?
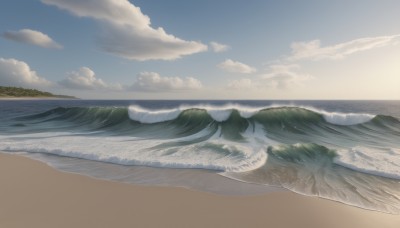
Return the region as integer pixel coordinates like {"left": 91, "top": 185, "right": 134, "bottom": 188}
{"left": 1, "top": 153, "right": 400, "bottom": 228}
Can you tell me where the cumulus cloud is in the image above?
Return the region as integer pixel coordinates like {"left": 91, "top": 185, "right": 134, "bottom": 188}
{"left": 261, "top": 64, "right": 312, "bottom": 89}
{"left": 3, "top": 29, "right": 62, "bottom": 49}
{"left": 218, "top": 59, "right": 256, "bottom": 74}
{"left": 0, "top": 58, "right": 52, "bottom": 88}
{"left": 210, "top": 41, "right": 230, "bottom": 53}
{"left": 131, "top": 72, "right": 203, "bottom": 92}
{"left": 289, "top": 35, "right": 400, "bottom": 61}
{"left": 60, "top": 69, "right": 202, "bottom": 92}
{"left": 41, "top": 0, "right": 207, "bottom": 61}
{"left": 227, "top": 64, "right": 311, "bottom": 90}
{"left": 59, "top": 67, "right": 122, "bottom": 90}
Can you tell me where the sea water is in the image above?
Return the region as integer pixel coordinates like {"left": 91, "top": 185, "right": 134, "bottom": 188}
{"left": 0, "top": 100, "right": 399, "bottom": 213}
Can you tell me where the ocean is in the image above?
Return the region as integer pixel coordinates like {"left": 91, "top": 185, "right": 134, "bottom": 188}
{"left": 1, "top": 100, "right": 399, "bottom": 213}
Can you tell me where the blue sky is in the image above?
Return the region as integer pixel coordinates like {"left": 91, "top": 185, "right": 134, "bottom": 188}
{"left": 1, "top": 0, "right": 400, "bottom": 99}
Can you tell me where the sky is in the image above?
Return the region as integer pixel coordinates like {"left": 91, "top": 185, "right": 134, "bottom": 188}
{"left": 1, "top": 0, "right": 400, "bottom": 99}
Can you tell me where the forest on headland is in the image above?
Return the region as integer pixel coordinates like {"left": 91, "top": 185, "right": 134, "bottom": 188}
{"left": 0, "top": 86, "right": 76, "bottom": 99}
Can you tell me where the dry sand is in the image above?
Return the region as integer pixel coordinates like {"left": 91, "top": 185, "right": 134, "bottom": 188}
{"left": 1, "top": 153, "right": 400, "bottom": 228}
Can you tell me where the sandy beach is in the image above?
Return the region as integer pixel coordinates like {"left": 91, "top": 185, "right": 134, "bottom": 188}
{"left": 0, "top": 153, "right": 399, "bottom": 228}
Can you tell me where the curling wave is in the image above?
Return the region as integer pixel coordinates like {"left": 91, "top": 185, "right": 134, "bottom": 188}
{"left": 127, "top": 104, "right": 376, "bottom": 125}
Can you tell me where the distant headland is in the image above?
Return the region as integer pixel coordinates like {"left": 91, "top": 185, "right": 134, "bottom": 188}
{"left": 0, "top": 86, "right": 77, "bottom": 99}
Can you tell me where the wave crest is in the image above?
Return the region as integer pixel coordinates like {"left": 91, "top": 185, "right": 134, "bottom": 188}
{"left": 127, "top": 104, "right": 377, "bottom": 125}
{"left": 320, "top": 111, "right": 375, "bottom": 125}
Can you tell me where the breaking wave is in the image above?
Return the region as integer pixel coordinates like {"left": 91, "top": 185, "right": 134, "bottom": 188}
{"left": 1, "top": 103, "right": 400, "bottom": 213}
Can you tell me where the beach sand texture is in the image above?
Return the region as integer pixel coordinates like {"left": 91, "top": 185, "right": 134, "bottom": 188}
{"left": 1, "top": 153, "right": 400, "bottom": 228}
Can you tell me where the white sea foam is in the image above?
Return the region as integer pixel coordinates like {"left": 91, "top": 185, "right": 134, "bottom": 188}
{"left": 319, "top": 112, "right": 375, "bottom": 125}
{"left": 334, "top": 147, "right": 400, "bottom": 180}
{"left": 128, "top": 106, "right": 182, "bottom": 124}
{"left": 204, "top": 108, "right": 232, "bottom": 122}
{"left": 0, "top": 127, "right": 268, "bottom": 173}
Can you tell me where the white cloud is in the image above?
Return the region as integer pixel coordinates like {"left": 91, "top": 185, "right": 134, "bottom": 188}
{"left": 59, "top": 67, "right": 122, "bottom": 90}
{"left": 131, "top": 72, "right": 203, "bottom": 92}
{"left": 41, "top": 0, "right": 207, "bottom": 61}
{"left": 218, "top": 59, "right": 256, "bottom": 74}
{"left": 289, "top": 35, "right": 400, "bottom": 61}
{"left": 210, "top": 41, "right": 230, "bottom": 53}
{"left": 226, "top": 64, "right": 311, "bottom": 90}
{"left": 261, "top": 64, "right": 312, "bottom": 89}
{"left": 0, "top": 58, "right": 52, "bottom": 88}
{"left": 3, "top": 29, "right": 62, "bottom": 49}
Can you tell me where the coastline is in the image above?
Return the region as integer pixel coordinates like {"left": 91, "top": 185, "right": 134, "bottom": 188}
{"left": 0, "top": 97, "right": 78, "bottom": 100}
{"left": 1, "top": 153, "right": 400, "bottom": 228}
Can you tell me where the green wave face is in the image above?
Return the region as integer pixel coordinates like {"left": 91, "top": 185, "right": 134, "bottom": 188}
{"left": 10, "top": 106, "right": 399, "bottom": 136}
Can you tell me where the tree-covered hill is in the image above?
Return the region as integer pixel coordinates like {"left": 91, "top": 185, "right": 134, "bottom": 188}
{"left": 0, "top": 86, "right": 76, "bottom": 99}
